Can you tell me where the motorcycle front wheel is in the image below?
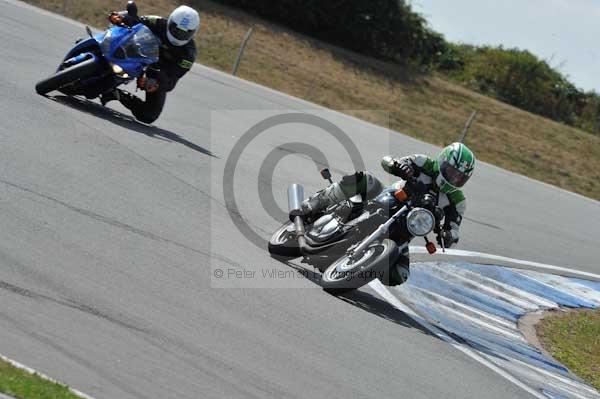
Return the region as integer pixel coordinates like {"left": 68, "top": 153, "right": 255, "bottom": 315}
{"left": 35, "top": 58, "right": 101, "bottom": 95}
{"left": 321, "top": 239, "right": 398, "bottom": 294}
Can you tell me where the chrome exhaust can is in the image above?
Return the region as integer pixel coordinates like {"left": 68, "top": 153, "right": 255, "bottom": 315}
{"left": 287, "top": 184, "right": 305, "bottom": 218}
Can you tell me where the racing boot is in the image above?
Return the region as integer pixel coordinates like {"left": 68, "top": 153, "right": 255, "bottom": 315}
{"left": 300, "top": 183, "right": 347, "bottom": 219}
{"left": 383, "top": 249, "right": 411, "bottom": 287}
{"left": 100, "top": 89, "right": 121, "bottom": 106}
{"left": 388, "top": 264, "right": 410, "bottom": 286}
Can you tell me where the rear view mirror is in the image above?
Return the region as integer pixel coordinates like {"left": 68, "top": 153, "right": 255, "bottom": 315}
{"left": 320, "top": 168, "right": 332, "bottom": 181}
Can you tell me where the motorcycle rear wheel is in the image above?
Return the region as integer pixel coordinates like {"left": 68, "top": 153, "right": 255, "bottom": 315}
{"left": 321, "top": 239, "right": 398, "bottom": 294}
{"left": 268, "top": 221, "right": 302, "bottom": 258}
{"left": 35, "top": 58, "right": 100, "bottom": 95}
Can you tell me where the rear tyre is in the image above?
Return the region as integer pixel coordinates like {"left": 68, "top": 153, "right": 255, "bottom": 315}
{"left": 321, "top": 239, "right": 398, "bottom": 294}
{"left": 35, "top": 58, "right": 100, "bottom": 95}
{"left": 268, "top": 221, "right": 302, "bottom": 258}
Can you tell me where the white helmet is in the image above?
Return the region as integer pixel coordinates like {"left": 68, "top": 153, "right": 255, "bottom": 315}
{"left": 166, "top": 6, "right": 200, "bottom": 46}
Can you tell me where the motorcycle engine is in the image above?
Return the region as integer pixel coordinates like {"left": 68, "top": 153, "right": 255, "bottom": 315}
{"left": 307, "top": 214, "right": 341, "bottom": 242}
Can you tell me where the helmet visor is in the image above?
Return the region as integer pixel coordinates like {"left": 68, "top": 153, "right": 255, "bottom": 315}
{"left": 440, "top": 161, "right": 470, "bottom": 188}
{"left": 168, "top": 21, "right": 195, "bottom": 42}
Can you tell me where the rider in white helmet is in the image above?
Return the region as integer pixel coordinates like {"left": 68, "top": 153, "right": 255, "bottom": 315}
{"left": 101, "top": 4, "right": 200, "bottom": 124}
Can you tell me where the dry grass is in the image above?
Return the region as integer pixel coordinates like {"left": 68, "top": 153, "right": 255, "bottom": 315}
{"left": 28, "top": 0, "right": 600, "bottom": 199}
{"left": 537, "top": 309, "right": 600, "bottom": 390}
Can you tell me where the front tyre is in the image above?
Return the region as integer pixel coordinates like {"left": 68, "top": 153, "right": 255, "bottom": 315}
{"left": 35, "top": 58, "right": 100, "bottom": 95}
{"left": 321, "top": 239, "right": 398, "bottom": 294}
{"left": 268, "top": 221, "right": 302, "bottom": 258}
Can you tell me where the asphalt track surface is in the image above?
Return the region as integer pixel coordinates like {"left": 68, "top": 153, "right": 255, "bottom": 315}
{"left": 1, "top": 1, "right": 599, "bottom": 398}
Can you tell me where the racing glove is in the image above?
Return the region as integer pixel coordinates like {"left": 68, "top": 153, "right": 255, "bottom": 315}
{"left": 396, "top": 162, "right": 415, "bottom": 180}
{"left": 108, "top": 11, "right": 122, "bottom": 24}
{"left": 108, "top": 11, "right": 132, "bottom": 25}
{"left": 108, "top": 8, "right": 139, "bottom": 26}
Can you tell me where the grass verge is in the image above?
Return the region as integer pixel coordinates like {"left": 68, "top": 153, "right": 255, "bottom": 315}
{"left": 0, "top": 358, "right": 82, "bottom": 399}
{"left": 24, "top": 0, "right": 600, "bottom": 199}
{"left": 537, "top": 309, "right": 600, "bottom": 390}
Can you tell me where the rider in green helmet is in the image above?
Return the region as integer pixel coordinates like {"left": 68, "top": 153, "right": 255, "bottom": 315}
{"left": 301, "top": 142, "right": 476, "bottom": 286}
{"left": 434, "top": 142, "right": 476, "bottom": 195}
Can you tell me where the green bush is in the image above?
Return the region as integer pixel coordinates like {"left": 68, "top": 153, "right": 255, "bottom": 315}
{"left": 576, "top": 94, "right": 600, "bottom": 133}
{"left": 204, "top": 0, "right": 447, "bottom": 66}
{"left": 439, "top": 44, "right": 600, "bottom": 134}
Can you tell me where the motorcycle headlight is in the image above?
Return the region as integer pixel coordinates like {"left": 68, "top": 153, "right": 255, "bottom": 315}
{"left": 406, "top": 208, "right": 434, "bottom": 237}
{"left": 110, "top": 63, "right": 129, "bottom": 78}
{"left": 111, "top": 63, "right": 124, "bottom": 74}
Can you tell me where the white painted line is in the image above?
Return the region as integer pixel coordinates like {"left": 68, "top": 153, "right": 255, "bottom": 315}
{"left": 371, "top": 251, "right": 600, "bottom": 397}
{"left": 423, "top": 262, "right": 542, "bottom": 310}
{"left": 509, "top": 356, "right": 599, "bottom": 396}
{"left": 368, "top": 279, "right": 547, "bottom": 399}
{"left": 412, "top": 288, "right": 524, "bottom": 341}
{"left": 0, "top": 354, "right": 96, "bottom": 399}
{"left": 410, "top": 246, "right": 600, "bottom": 281}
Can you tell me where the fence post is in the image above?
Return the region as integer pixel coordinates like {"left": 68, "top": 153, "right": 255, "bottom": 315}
{"left": 232, "top": 28, "right": 254, "bottom": 76}
{"left": 459, "top": 111, "right": 478, "bottom": 143}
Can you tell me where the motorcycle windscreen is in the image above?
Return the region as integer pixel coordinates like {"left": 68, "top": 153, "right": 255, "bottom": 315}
{"left": 122, "top": 26, "right": 160, "bottom": 60}
{"left": 100, "top": 28, "right": 116, "bottom": 56}
{"left": 100, "top": 25, "right": 160, "bottom": 62}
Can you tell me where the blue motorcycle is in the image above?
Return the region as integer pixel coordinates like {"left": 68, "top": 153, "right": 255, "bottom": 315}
{"left": 35, "top": 2, "right": 159, "bottom": 99}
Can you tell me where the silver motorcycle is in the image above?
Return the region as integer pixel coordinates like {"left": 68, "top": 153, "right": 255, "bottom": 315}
{"left": 268, "top": 168, "right": 444, "bottom": 293}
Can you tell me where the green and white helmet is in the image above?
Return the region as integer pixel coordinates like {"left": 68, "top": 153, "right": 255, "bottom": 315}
{"left": 435, "top": 143, "right": 476, "bottom": 194}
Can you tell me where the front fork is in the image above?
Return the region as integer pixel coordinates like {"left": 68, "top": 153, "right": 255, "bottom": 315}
{"left": 348, "top": 205, "right": 408, "bottom": 261}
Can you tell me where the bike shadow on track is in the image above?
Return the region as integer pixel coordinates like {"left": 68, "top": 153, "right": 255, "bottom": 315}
{"left": 50, "top": 95, "right": 217, "bottom": 158}
{"left": 275, "top": 256, "right": 438, "bottom": 339}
